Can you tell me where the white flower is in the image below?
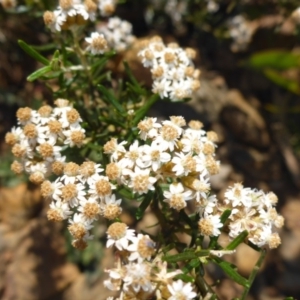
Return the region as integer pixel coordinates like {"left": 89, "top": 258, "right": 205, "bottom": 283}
{"left": 49, "top": 199, "right": 72, "bottom": 219}
{"left": 138, "top": 143, "right": 171, "bottom": 171}
{"left": 153, "top": 123, "right": 181, "bottom": 151}
{"left": 68, "top": 213, "right": 94, "bottom": 239}
{"left": 152, "top": 78, "right": 171, "bottom": 98}
{"left": 103, "top": 138, "right": 127, "bottom": 162}
{"left": 224, "top": 183, "right": 252, "bottom": 207}
{"left": 60, "top": 181, "right": 87, "bottom": 207}
{"left": 106, "top": 222, "right": 136, "bottom": 250}
{"left": 123, "top": 262, "right": 153, "bottom": 293}
{"left": 167, "top": 280, "right": 197, "bottom": 300}
{"left": 127, "top": 234, "right": 156, "bottom": 262}
{"left": 172, "top": 152, "right": 202, "bottom": 177}
{"left": 164, "top": 183, "right": 193, "bottom": 211}
{"left": 198, "top": 214, "right": 223, "bottom": 237}
{"left": 125, "top": 166, "right": 157, "bottom": 195}
{"left": 119, "top": 140, "right": 143, "bottom": 169}
{"left": 137, "top": 117, "right": 161, "bottom": 140}
{"left": 98, "top": 17, "right": 135, "bottom": 52}
{"left": 78, "top": 197, "right": 101, "bottom": 221}
{"left": 85, "top": 32, "right": 108, "bottom": 55}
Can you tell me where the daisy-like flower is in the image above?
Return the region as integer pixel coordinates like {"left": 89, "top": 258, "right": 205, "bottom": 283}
{"left": 68, "top": 213, "right": 94, "bottom": 240}
{"left": 125, "top": 166, "right": 157, "bottom": 195}
{"left": 36, "top": 140, "right": 62, "bottom": 162}
{"left": 153, "top": 123, "right": 181, "bottom": 151}
{"left": 137, "top": 117, "right": 161, "bottom": 140}
{"left": 123, "top": 262, "right": 153, "bottom": 293}
{"left": 138, "top": 143, "right": 171, "bottom": 171}
{"left": 85, "top": 32, "right": 108, "bottom": 55}
{"left": 195, "top": 194, "right": 217, "bottom": 217}
{"left": 5, "top": 126, "right": 24, "bottom": 146}
{"left": 16, "top": 107, "right": 38, "bottom": 125}
{"left": 47, "top": 199, "right": 72, "bottom": 222}
{"left": 172, "top": 152, "right": 201, "bottom": 177}
{"left": 40, "top": 179, "right": 63, "bottom": 201}
{"left": 103, "top": 138, "right": 127, "bottom": 162}
{"left": 167, "top": 280, "right": 197, "bottom": 300}
{"left": 78, "top": 161, "right": 103, "bottom": 184}
{"left": 78, "top": 197, "right": 101, "bottom": 221}
{"left": 98, "top": 0, "right": 116, "bottom": 16}
{"left": 163, "top": 183, "right": 193, "bottom": 211}
{"left": 89, "top": 175, "right": 115, "bottom": 199}
{"left": 119, "top": 140, "right": 143, "bottom": 169}
{"left": 60, "top": 181, "right": 86, "bottom": 207}
{"left": 198, "top": 214, "right": 223, "bottom": 237}
{"left": 127, "top": 234, "right": 156, "bottom": 262}
{"left": 182, "top": 175, "right": 211, "bottom": 203}
{"left": 106, "top": 222, "right": 136, "bottom": 250}
{"left": 101, "top": 194, "right": 122, "bottom": 220}
{"left": 28, "top": 161, "right": 51, "bottom": 184}
{"left": 60, "top": 162, "right": 80, "bottom": 184}
{"left": 224, "top": 183, "right": 252, "bottom": 207}
{"left": 152, "top": 260, "right": 182, "bottom": 285}
{"left": 63, "top": 125, "right": 86, "bottom": 147}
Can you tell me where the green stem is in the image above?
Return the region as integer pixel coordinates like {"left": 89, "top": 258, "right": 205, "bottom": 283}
{"left": 240, "top": 249, "right": 266, "bottom": 300}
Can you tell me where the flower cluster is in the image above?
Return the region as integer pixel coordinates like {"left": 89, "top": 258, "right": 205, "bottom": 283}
{"left": 96, "top": 17, "right": 136, "bottom": 52}
{"left": 5, "top": 99, "right": 85, "bottom": 184}
{"left": 104, "top": 223, "right": 197, "bottom": 300}
{"left": 42, "top": 159, "right": 123, "bottom": 249}
{"left": 43, "top": 0, "right": 117, "bottom": 32}
{"left": 138, "top": 36, "right": 201, "bottom": 101}
{"left": 228, "top": 15, "right": 254, "bottom": 52}
{"left": 221, "top": 183, "right": 284, "bottom": 248}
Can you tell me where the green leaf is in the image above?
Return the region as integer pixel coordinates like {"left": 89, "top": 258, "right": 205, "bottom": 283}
{"left": 182, "top": 258, "right": 201, "bottom": 274}
{"left": 136, "top": 192, "right": 153, "bottom": 220}
{"left": 163, "top": 250, "right": 210, "bottom": 263}
{"left": 225, "top": 230, "right": 248, "bottom": 250}
{"left": 263, "top": 68, "right": 300, "bottom": 95}
{"left": 117, "top": 187, "right": 135, "bottom": 200}
{"left": 175, "top": 273, "right": 195, "bottom": 283}
{"left": 132, "top": 94, "right": 160, "bottom": 126}
{"left": 18, "top": 40, "right": 50, "bottom": 65}
{"left": 123, "top": 61, "right": 146, "bottom": 94}
{"left": 212, "top": 257, "right": 249, "bottom": 287}
{"left": 27, "top": 66, "right": 52, "bottom": 81}
{"left": 247, "top": 50, "right": 300, "bottom": 71}
{"left": 97, "top": 85, "right": 126, "bottom": 115}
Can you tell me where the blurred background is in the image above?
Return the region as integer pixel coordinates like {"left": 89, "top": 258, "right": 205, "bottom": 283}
{"left": 1, "top": 0, "right": 300, "bottom": 299}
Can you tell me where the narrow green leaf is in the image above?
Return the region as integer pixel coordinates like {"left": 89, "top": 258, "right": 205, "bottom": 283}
{"left": 136, "top": 192, "right": 153, "bottom": 220}
{"left": 18, "top": 40, "right": 50, "bottom": 65}
{"left": 263, "top": 68, "right": 300, "bottom": 95}
{"left": 123, "top": 61, "right": 146, "bottom": 94}
{"left": 175, "top": 274, "right": 195, "bottom": 283}
{"left": 132, "top": 94, "right": 160, "bottom": 126}
{"left": 163, "top": 250, "right": 210, "bottom": 263}
{"left": 247, "top": 50, "right": 300, "bottom": 71}
{"left": 27, "top": 66, "right": 51, "bottom": 81}
{"left": 97, "top": 85, "right": 126, "bottom": 114}
{"left": 117, "top": 187, "right": 135, "bottom": 200}
{"left": 220, "top": 209, "right": 231, "bottom": 224}
{"left": 182, "top": 258, "right": 200, "bottom": 274}
{"left": 212, "top": 257, "right": 249, "bottom": 287}
{"left": 225, "top": 230, "right": 248, "bottom": 250}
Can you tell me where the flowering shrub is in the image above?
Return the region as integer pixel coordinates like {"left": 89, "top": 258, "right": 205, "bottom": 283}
{"left": 2, "top": 0, "right": 285, "bottom": 299}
